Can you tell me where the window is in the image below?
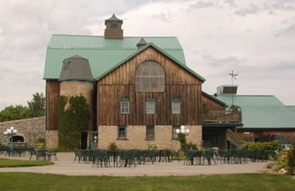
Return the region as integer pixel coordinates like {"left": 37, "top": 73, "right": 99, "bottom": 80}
{"left": 172, "top": 126, "right": 180, "bottom": 140}
{"left": 120, "top": 98, "right": 130, "bottom": 114}
{"left": 146, "top": 99, "right": 156, "bottom": 114}
{"left": 136, "top": 61, "right": 165, "bottom": 92}
{"left": 118, "top": 126, "right": 127, "bottom": 139}
{"left": 146, "top": 126, "right": 155, "bottom": 139}
{"left": 171, "top": 99, "right": 181, "bottom": 114}
{"left": 110, "top": 22, "right": 118, "bottom": 28}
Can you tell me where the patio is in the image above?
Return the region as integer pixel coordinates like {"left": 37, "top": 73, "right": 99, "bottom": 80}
{"left": 0, "top": 152, "right": 267, "bottom": 176}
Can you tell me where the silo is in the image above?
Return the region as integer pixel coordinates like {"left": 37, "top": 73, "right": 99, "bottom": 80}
{"left": 59, "top": 55, "right": 94, "bottom": 149}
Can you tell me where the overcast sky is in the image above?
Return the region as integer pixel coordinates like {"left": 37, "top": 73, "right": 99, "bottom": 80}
{"left": 0, "top": 0, "right": 294, "bottom": 110}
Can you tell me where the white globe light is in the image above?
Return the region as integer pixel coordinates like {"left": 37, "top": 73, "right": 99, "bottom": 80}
{"left": 7, "top": 129, "right": 11, "bottom": 134}
{"left": 181, "top": 125, "right": 185, "bottom": 130}
{"left": 176, "top": 129, "right": 180, "bottom": 134}
{"left": 181, "top": 129, "right": 185, "bottom": 134}
{"left": 10, "top": 127, "right": 14, "bottom": 130}
{"left": 4, "top": 131, "right": 8, "bottom": 135}
{"left": 185, "top": 129, "right": 190, "bottom": 134}
{"left": 14, "top": 130, "right": 18, "bottom": 134}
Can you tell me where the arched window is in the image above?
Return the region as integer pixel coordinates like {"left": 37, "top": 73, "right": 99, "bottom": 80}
{"left": 135, "top": 61, "right": 165, "bottom": 92}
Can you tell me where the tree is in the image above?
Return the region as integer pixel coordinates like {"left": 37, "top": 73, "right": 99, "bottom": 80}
{"left": 0, "top": 105, "right": 29, "bottom": 122}
{"left": 27, "top": 92, "right": 46, "bottom": 118}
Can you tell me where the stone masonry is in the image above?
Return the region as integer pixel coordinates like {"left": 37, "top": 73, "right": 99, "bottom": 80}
{"left": 0, "top": 117, "right": 45, "bottom": 146}
{"left": 98, "top": 125, "right": 202, "bottom": 150}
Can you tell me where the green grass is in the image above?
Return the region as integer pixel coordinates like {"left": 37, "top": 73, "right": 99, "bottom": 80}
{"left": 0, "top": 173, "right": 295, "bottom": 191}
{"left": 0, "top": 158, "right": 54, "bottom": 168}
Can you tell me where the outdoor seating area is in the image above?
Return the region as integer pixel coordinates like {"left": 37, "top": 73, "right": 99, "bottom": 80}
{"left": 0, "top": 146, "right": 57, "bottom": 161}
{"left": 73, "top": 149, "right": 172, "bottom": 167}
{"left": 184, "top": 149, "right": 267, "bottom": 166}
{"left": 72, "top": 148, "right": 268, "bottom": 168}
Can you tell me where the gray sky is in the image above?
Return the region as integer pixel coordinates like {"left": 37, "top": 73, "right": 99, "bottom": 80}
{"left": 0, "top": 0, "right": 294, "bottom": 110}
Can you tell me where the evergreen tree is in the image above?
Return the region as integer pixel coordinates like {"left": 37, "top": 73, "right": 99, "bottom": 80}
{"left": 27, "top": 92, "right": 45, "bottom": 117}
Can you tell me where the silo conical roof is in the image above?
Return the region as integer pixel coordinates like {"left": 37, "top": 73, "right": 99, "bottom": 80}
{"left": 59, "top": 55, "right": 93, "bottom": 82}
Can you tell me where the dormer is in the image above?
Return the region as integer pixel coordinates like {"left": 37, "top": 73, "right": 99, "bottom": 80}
{"left": 104, "top": 14, "right": 123, "bottom": 39}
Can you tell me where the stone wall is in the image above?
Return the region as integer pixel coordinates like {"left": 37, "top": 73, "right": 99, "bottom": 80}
{"left": 0, "top": 117, "right": 45, "bottom": 146}
{"left": 98, "top": 125, "right": 202, "bottom": 150}
{"left": 45, "top": 130, "right": 58, "bottom": 149}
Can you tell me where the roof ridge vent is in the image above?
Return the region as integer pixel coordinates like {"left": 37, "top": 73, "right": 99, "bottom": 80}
{"left": 136, "top": 37, "right": 147, "bottom": 49}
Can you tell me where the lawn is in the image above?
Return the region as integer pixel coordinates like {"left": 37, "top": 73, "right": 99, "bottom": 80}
{"left": 0, "top": 158, "right": 54, "bottom": 168}
{"left": 0, "top": 173, "right": 295, "bottom": 191}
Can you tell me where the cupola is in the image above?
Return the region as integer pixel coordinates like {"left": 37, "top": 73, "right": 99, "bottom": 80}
{"left": 136, "top": 38, "right": 147, "bottom": 49}
{"left": 104, "top": 14, "right": 123, "bottom": 39}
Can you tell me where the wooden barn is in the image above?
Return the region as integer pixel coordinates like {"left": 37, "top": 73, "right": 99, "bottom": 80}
{"left": 44, "top": 14, "right": 241, "bottom": 150}
{"left": 216, "top": 85, "right": 295, "bottom": 146}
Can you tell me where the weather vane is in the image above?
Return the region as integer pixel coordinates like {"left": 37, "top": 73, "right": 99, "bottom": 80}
{"left": 229, "top": 70, "right": 238, "bottom": 85}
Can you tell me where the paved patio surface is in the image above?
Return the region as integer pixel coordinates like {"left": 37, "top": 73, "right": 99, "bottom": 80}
{"left": 0, "top": 152, "right": 267, "bottom": 176}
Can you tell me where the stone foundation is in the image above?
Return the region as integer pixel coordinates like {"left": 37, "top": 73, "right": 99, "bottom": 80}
{"left": 46, "top": 130, "right": 58, "bottom": 149}
{"left": 98, "top": 125, "right": 202, "bottom": 150}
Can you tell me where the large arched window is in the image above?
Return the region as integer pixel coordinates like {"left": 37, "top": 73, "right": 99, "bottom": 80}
{"left": 135, "top": 61, "right": 165, "bottom": 92}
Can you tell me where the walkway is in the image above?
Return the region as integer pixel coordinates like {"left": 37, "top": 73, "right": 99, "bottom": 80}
{"left": 0, "top": 152, "right": 267, "bottom": 176}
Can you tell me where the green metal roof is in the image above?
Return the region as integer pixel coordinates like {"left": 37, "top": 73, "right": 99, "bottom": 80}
{"left": 44, "top": 35, "right": 187, "bottom": 79}
{"left": 97, "top": 42, "right": 205, "bottom": 82}
{"left": 216, "top": 95, "right": 295, "bottom": 129}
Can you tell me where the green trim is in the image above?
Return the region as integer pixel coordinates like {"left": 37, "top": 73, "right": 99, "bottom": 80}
{"left": 203, "top": 123, "right": 243, "bottom": 128}
{"left": 146, "top": 125, "right": 155, "bottom": 139}
{"left": 96, "top": 43, "right": 205, "bottom": 82}
{"left": 120, "top": 98, "right": 130, "bottom": 114}
{"left": 202, "top": 91, "right": 227, "bottom": 107}
{"left": 171, "top": 99, "right": 181, "bottom": 114}
{"left": 238, "top": 127, "right": 295, "bottom": 130}
{"left": 118, "top": 126, "right": 127, "bottom": 139}
{"left": 146, "top": 99, "right": 156, "bottom": 114}
{"left": 172, "top": 125, "right": 180, "bottom": 140}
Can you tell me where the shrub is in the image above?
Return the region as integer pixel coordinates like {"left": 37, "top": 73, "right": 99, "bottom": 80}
{"left": 171, "top": 151, "right": 188, "bottom": 161}
{"left": 178, "top": 134, "right": 198, "bottom": 151}
{"left": 49, "top": 147, "right": 73, "bottom": 152}
{"left": 276, "top": 151, "right": 289, "bottom": 170}
{"left": 147, "top": 143, "right": 157, "bottom": 149}
{"left": 239, "top": 141, "right": 280, "bottom": 159}
{"left": 36, "top": 138, "right": 46, "bottom": 144}
{"left": 287, "top": 140, "right": 295, "bottom": 175}
{"left": 187, "top": 142, "right": 198, "bottom": 150}
{"left": 109, "top": 142, "right": 118, "bottom": 150}
{"left": 36, "top": 143, "right": 45, "bottom": 147}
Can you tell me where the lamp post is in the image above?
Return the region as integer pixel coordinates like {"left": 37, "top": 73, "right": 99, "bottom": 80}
{"left": 3, "top": 127, "right": 18, "bottom": 156}
{"left": 176, "top": 125, "right": 190, "bottom": 150}
{"left": 176, "top": 125, "right": 194, "bottom": 164}
{"left": 176, "top": 125, "right": 190, "bottom": 136}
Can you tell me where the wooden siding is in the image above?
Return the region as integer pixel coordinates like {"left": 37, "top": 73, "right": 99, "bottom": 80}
{"left": 46, "top": 80, "right": 60, "bottom": 130}
{"left": 202, "top": 95, "right": 225, "bottom": 111}
{"left": 238, "top": 130, "right": 295, "bottom": 144}
{"left": 98, "top": 47, "right": 203, "bottom": 126}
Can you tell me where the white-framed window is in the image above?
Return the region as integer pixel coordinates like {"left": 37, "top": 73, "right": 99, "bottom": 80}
{"left": 120, "top": 98, "right": 130, "bottom": 114}
{"left": 146, "top": 126, "right": 155, "bottom": 139}
{"left": 146, "top": 99, "right": 156, "bottom": 114}
{"left": 171, "top": 99, "right": 181, "bottom": 114}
